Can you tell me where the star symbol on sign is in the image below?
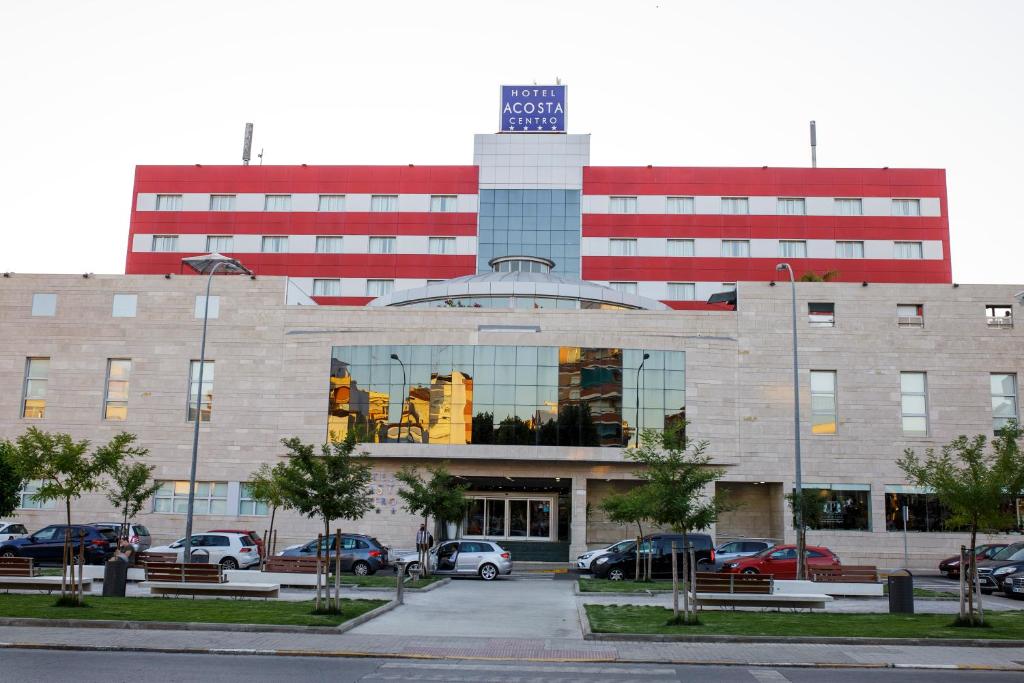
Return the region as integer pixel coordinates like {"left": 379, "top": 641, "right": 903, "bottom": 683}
{"left": 550, "top": 125, "right": 557, "bottom": 131}
{"left": 509, "top": 125, "right": 516, "bottom": 131}
{"left": 535, "top": 125, "right": 543, "bottom": 131}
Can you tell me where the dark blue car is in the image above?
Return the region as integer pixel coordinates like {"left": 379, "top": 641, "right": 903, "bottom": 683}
{"left": 0, "top": 524, "right": 118, "bottom": 565}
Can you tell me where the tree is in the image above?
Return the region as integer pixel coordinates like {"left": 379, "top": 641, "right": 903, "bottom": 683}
{"left": 784, "top": 489, "right": 824, "bottom": 581}
{"left": 599, "top": 485, "right": 655, "bottom": 581}
{"left": 0, "top": 441, "right": 24, "bottom": 519}
{"left": 799, "top": 270, "right": 839, "bottom": 282}
{"left": 106, "top": 460, "right": 160, "bottom": 542}
{"left": 246, "top": 462, "right": 291, "bottom": 568}
{"left": 395, "top": 462, "right": 469, "bottom": 577}
{"left": 898, "top": 422, "right": 1024, "bottom": 625}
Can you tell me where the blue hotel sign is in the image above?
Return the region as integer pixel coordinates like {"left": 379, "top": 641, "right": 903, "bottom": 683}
{"left": 500, "top": 85, "right": 566, "bottom": 133}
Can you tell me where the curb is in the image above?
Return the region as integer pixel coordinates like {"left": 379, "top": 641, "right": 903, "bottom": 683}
{"left": 343, "top": 578, "right": 451, "bottom": 593}
{"left": 575, "top": 580, "right": 671, "bottom": 597}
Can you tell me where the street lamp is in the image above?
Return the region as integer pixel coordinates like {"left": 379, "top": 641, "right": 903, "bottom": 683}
{"left": 180, "top": 253, "right": 252, "bottom": 564}
{"left": 776, "top": 262, "right": 806, "bottom": 580}
{"left": 635, "top": 352, "right": 650, "bottom": 447}
{"left": 390, "top": 353, "right": 408, "bottom": 442}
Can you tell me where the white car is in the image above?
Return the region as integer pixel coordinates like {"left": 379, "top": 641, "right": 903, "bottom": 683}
{"left": 0, "top": 522, "right": 28, "bottom": 542}
{"left": 573, "top": 539, "right": 636, "bottom": 571}
{"left": 147, "top": 532, "right": 260, "bottom": 570}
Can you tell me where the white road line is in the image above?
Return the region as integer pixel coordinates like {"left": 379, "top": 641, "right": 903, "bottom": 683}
{"left": 748, "top": 669, "right": 790, "bottom": 682}
{"left": 379, "top": 661, "right": 676, "bottom": 675}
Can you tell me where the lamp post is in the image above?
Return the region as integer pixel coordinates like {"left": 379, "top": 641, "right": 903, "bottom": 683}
{"left": 390, "top": 353, "right": 407, "bottom": 442}
{"left": 180, "top": 253, "right": 252, "bottom": 564}
{"left": 776, "top": 262, "right": 806, "bottom": 580}
{"left": 635, "top": 352, "right": 650, "bottom": 447}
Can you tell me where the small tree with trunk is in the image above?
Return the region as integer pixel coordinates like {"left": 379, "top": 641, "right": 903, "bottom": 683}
{"left": 599, "top": 485, "right": 655, "bottom": 581}
{"left": 897, "top": 422, "right": 1024, "bottom": 626}
{"left": 246, "top": 462, "right": 291, "bottom": 568}
{"left": 106, "top": 459, "right": 160, "bottom": 544}
{"left": 0, "top": 441, "right": 24, "bottom": 519}
{"left": 784, "top": 488, "right": 825, "bottom": 581}
{"left": 395, "top": 462, "right": 468, "bottom": 577}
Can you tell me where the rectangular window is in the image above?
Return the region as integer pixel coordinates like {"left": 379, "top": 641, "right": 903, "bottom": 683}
{"left": 238, "top": 484, "right": 269, "bottom": 516}
{"left": 261, "top": 236, "right": 288, "bottom": 253}
{"left": 194, "top": 295, "right": 219, "bottom": 319}
{"left": 666, "top": 196, "right": 695, "bottom": 214}
{"left": 834, "top": 198, "right": 863, "bottom": 216}
{"left": 104, "top": 359, "right": 131, "bottom": 421}
{"left": 810, "top": 370, "right": 837, "bottom": 434}
{"left": 609, "top": 196, "right": 637, "bottom": 214}
{"left": 464, "top": 497, "right": 553, "bottom": 540}
{"left": 986, "top": 305, "right": 1014, "bottom": 328}
{"left": 608, "top": 239, "right": 637, "bottom": 256}
{"left": 721, "top": 240, "right": 750, "bottom": 257}
{"left": 205, "top": 235, "right": 233, "bottom": 252}
{"left": 368, "top": 236, "right": 396, "bottom": 254}
{"left": 370, "top": 195, "right": 398, "bottom": 212}
{"left": 777, "top": 198, "right": 806, "bottom": 215}
{"left": 885, "top": 485, "right": 956, "bottom": 532}
{"left": 155, "top": 194, "right": 182, "bottom": 211}
{"left": 209, "top": 195, "right": 236, "bottom": 211}
{"left": 428, "top": 237, "right": 456, "bottom": 255}
{"left": 779, "top": 240, "right": 807, "bottom": 258}
{"left": 318, "top": 194, "right": 345, "bottom": 212}
{"left": 667, "top": 283, "right": 696, "bottom": 300}
{"left": 609, "top": 281, "right": 638, "bottom": 295}
{"left": 188, "top": 360, "right": 214, "bottom": 422}
{"left": 312, "top": 279, "right": 342, "bottom": 296}
{"left": 151, "top": 235, "right": 178, "bottom": 252}
{"left": 894, "top": 241, "right": 924, "bottom": 259}
{"left": 892, "top": 198, "right": 921, "bottom": 216}
{"left": 264, "top": 194, "right": 292, "bottom": 212}
{"left": 366, "top": 279, "right": 394, "bottom": 297}
{"left": 721, "top": 197, "right": 749, "bottom": 214}
{"left": 17, "top": 480, "right": 55, "bottom": 510}
{"left": 31, "top": 293, "right": 57, "bottom": 317}
{"left": 430, "top": 195, "right": 458, "bottom": 212}
{"left": 803, "top": 483, "right": 870, "bottom": 530}
{"left": 153, "top": 481, "right": 228, "bottom": 515}
{"left": 835, "top": 241, "right": 865, "bottom": 259}
{"left": 900, "top": 372, "right": 928, "bottom": 436}
{"left": 897, "top": 304, "right": 924, "bottom": 327}
{"left": 315, "top": 236, "right": 344, "bottom": 254}
{"left": 721, "top": 282, "right": 736, "bottom": 292}
{"left": 112, "top": 293, "right": 137, "bottom": 318}
{"left": 22, "top": 357, "right": 49, "bottom": 419}
{"left": 808, "top": 302, "right": 835, "bottom": 327}
{"left": 666, "top": 239, "right": 695, "bottom": 257}
{"left": 992, "top": 373, "right": 1019, "bottom": 433}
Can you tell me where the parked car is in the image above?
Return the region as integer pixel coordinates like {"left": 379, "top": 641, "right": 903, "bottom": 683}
{"left": 977, "top": 543, "right": 1024, "bottom": 594}
{"left": 88, "top": 522, "right": 152, "bottom": 553}
{"left": 393, "top": 539, "right": 512, "bottom": 581}
{"left": 0, "top": 522, "right": 28, "bottom": 542}
{"left": 715, "top": 538, "right": 776, "bottom": 565}
{"left": 938, "top": 543, "right": 1007, "bottom": 578}
{"left": 147, "top": 532, "right": 261, "bottom": 570}
{"left": 592, "top": 533, "right": 714, "bottom": 581}
{"left": 573, "top": 539, "right": 635, "bottom": 572}
{"left": 719, "top": 544, "right": 840, "bottom": 580}
{"left": 209, "top": 529, "right": 265, "bottom": 558}
{"left": 278, "top": 533, "right": 388, "bottom": 575}
{"left": 0, "top": 524, "right": 118, "bottom": 564}
{"left": 1004, "top": 570, "right": 1024, "bottom": 599}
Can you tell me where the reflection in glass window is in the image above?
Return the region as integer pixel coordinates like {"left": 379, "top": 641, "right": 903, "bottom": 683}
{"left": 885, "top": 486, "right": 958, "bottom": 532}
{"left": 22, "top": 357, "right": 48, "bottom": 418}
{"left": 992, "top": 373, "right": 1019, "bottom": 433}
{"left": 464, "top": 497, "right": 552, "bottom": 540}
{"left": 104, "top": 359, "right": 131, "bottom": 421}
{"left": 188, "top": 360, "right": 214, "bottom": 422}
{"left": 803, "top": 484, "right": 870, "bottom": 530}
{"left": 153, "top": 480, "right": 227, "bottom": 514}
{"left": 476, "top": 189, "right": 582, "bottom": 277}
{"left": 810, "top": 370, "right": 837, "bottom": 434}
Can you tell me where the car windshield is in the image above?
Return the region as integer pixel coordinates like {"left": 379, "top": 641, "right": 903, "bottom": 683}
{"left": 1007, "top": 547, "right": 1024, "bottom": 561}
{"left": 991, "top": 544, "right": 1024, "bottom": 561}
{"left": 134, "top": 525, "right": 150, "bottom": 536}
{"left": 607, "top": 540, "right": 634, "bottom": 553}
{"left": 753, "top": 546, "right": 783, "bottom": 558}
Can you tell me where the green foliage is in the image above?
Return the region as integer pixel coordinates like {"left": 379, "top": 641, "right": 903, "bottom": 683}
{"left": 106, "top": 461, "right": 161, "bottom": 531}
{"left": 798, "top": 270, "right": 839, "bottom": 282}
{"left": 395, "top": 462, "right": 469, "bottom": 525}
{"left": 0, "top": 441, "right": 24, "bottom": 518}
{"left": 785, "top": 488, "right": 825, "bottom": 529}
{"left": 246, "top": 462, "right": 291, "bottom": 512}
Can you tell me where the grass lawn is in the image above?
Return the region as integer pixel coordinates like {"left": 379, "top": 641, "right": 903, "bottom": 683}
{"left": 585, "top": 604, "right": 1024, "bottom": 640}
{"left": 340, "top": 574, "right": 443, "bottom": 589}
{"left": 578, "top": 579, "right": 673, "bottom": 593}
{"left": 0, "top": 594, "right": 386, "bottom": 627}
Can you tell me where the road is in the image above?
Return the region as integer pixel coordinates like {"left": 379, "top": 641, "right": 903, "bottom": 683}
{"left": 2, "top": 649, "right": 1019, "bottom": 682}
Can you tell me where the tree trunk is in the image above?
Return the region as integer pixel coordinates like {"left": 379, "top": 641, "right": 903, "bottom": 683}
{"left": 958, "top": 545, "right": 966, "bottom": 621}
{"left": 422, "top": 515, "right": 431, "bottom": 578}
{"left": 681, "top": 529, "right": 690, "bottom": 623}
{"left": 264, "top": 505, "right": 277, "bottom": 571}
{"left": 63, "top": 499, "right": 72, "bottom": 600}
{"left": 671, "top": 541, "right": 680, "bottom": 621}
{"left": 967, "top": 525, "right": 977, "bottom": 623}
{"left": 635, "top": 522, "right": 644, "bottom": 581}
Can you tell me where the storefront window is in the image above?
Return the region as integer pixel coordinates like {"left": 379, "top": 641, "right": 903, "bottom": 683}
{"left": 804, "top": 484, "right": 870, "bottom": 531}
{"left": 465, "top": 497, "right": 554, "bottom": 540}
{"left": 885, "top": 485, "right": 956, "bottom": 532}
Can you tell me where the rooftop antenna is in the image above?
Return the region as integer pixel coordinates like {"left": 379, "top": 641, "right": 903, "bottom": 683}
{"left": 257, "top": 148, "right": 264, "bottom": 166}
{"left": 809, "top": 120, "right": 817, "bottom": 168}
{"left": 242, "top": 122, "right": 254, "bottom": 166}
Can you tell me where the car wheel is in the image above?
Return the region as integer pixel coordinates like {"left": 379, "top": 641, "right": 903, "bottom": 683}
{"left": 607, "top": 567, "right": 625, "bottom": 581}
{"left": 220, "top": 557, "right": 239, "bottom": 571}
{"left": 1, "top": 548, "right": 18, "bottom": 558}
{"left": 479, "top": 563, "right": 498, "bottom": 581}
{"left": 352, "top": 561, "right": 370, "bottom": 576}
{"left": 405, "top": 562, "right": 420, "bottom": 577}
{"left": 742, "top": 568, "right": 759, "bottom": 575}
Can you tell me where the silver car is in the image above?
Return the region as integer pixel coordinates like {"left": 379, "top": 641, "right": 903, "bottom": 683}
{"left": 89, "top": 522, "right": 153, "bottom": 553}
{"left": 715, "top": 538, "right": 775, "bottom": 565}
{"left": 395, "top": 540, "right": 512, "bottom": 581}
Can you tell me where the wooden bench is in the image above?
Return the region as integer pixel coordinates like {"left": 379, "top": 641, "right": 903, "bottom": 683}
{"left": 0, "top": 557, "right": 37, "bottom": 577}
{"left": 141, "top": 562, "right": 279, "bottom": 598}
{"left": 690, "top": 571, "right": 831, "bottom": 610}
{"left": 695, "top": 572, "right": 773, "bottom": 594}
{"left": 265, "top": 556, "right": 319, "bottom": 574}
{"left": 136, "top": 551, "right": 178, "bottom": 566}
{"left": 811, "top": 565, "right": 879, "bottom": 584}
{"left": 0, "top": 556, "right": 93, "bottom": 592}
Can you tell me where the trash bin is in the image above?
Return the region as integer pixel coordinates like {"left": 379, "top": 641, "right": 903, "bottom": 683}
{"left": 102, "top": 557, "right": 129, "bottom": 597}
{"left": 888, "top": 570, "right": 914, "bottom": 614}
{"left": 189, "top": 549, "right": 209, "bottom": 563}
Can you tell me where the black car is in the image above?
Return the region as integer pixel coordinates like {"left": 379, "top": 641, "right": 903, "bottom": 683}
{"left": 976, "top": 542, "right": 1024, "bottom": 594}
{"left": 938, "top": 543, "right": 1006, "bottom": 577}
{"left": 0, "top": 524, "right": 118, "bottom": 565}
{"left": 591, "top": 533, "right": 714, "bottom": 580}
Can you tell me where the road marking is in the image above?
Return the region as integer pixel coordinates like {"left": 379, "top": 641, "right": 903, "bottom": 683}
{"left": 748, "top": 670, "right": 789, "bottom": 682}
{"left": 379, "top": 661, "right": 676, "bottom": 675}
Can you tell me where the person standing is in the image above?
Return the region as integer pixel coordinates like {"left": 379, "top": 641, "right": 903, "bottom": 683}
{"left": 416, "top": 523, "right": 433, "bottom": 576}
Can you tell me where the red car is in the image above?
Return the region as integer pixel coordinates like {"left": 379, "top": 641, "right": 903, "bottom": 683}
{"left": 719, "top": 544, "right": 840, "bottom": 580}
{"left": 209, "top": 529, "right": 264, "bottom": 559}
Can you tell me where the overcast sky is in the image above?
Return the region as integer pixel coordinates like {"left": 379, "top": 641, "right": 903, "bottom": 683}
{"left": 1, "top": 1, "right": 1021, "bottom": 283}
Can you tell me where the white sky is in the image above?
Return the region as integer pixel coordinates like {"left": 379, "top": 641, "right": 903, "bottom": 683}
{"left": 1, "top": 1, "right": 1021, "bottom": 283}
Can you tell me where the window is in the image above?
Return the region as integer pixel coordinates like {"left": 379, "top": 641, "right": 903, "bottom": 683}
{"left": 894, "top": 241, "right": 923, "bottom": 259}
{"left": 17, "top": 480, "right": 55, "bottom": 510}
{"left": 777, "top": 198, "right": 806, "bottom": 215}
{"left": 803, "top": 484, "right": 870, "bottom": 530}
{"left": 609, "top": 281, "right": 638, "bottom": 295}
{"left": 369, "top": 236, "right": 396, "bottom": 254}
{"left": 834, "top": 198, "right": 863, "bottom": 216}
{"left": 209, "top": 195, "right": 236, "bottom": 211}
{"left": 206, "top": 235, "right": 233, "bottom": 252}
{"left": 155, "top": 194, "right": 182, "bottom": 211}
{"left": 992, "top": 373, "right": 1019, "bottom": 433}
{"left": 264, "top": 194, "right": 292, "bottom": 211}
{"left": 779, "top": 240, "right": 807, "bottom": 258}
{"left": 668, "top": 283, "right": 696, "bottom": 300}
{"left": 666, "top": 196, "right": 695, "bottom": 214}
{"left": 609, "top": 196, "right": 637, "bottom": 214}
{"left": 892, "top": 199, "right": 921, "bottom": 216}
{"left": 366, "top": 279, "right": 394, "bottom": 297}
{"left": 810, "top": 370, "right": 837, "bottom": 434}
{"left": 808, "top": 302, "right": 835, "bottom": 327}
{"left": 430, "top": 195, "right": 458, "bottom": 212}
{"left": 609, "top": 239, "right": 637, "bottom": 256}
{"left": 22, "top": 358, "right": 49, "bottom": 418}
{"left": 188, "top": 360, "right": 214, "bottom": 422}
{"left": 318, "top": 194, "right": 345, "bottom": 212}
{"left": 721, "top": 283, "right": 736, "bottom": 292}
{"left": 835, "top": 241, "right": 865, "bottom": 259}
{"left": 464, "top": 497, "right": 553, "bottom": 539}
{"left": 428, "top": 237, "right": 456, "bottom": 255}
{"left": 986, "top": 305, "right": 1014, "bottom": 328}
{"left": 721, "top": 240, "right": 750, "bottom": 257}
{"left": 194, "top": 295, "right": 219, "bottom": 319}
{"left": 153, "top": 481, "right": 227, "bottom": 514}
{"left": 315, "top": 236, "right": 344, "bottom": 254}
{"left": 238, "top": 484, "right": 269, "bottom": 516}
{"left": 112, "top": 293, "right": 137, "bottom": 318}
{"left": 151, "top": 235, "right": 178, "bottom": 252}
{"left": 31, "top": 293, "right": 56, "bottom": 317}
{"left": 897, "top": 304, "right": 924, "bottom": 327}
{"left": 885, "top": 485, "right": 956, "bottom": 532}
{"left": 261, "top": 236, "right": 288, "bottom": 253}
{"left": 666, "top": 239, "right": 694, "bottom": 257}
{"left": 370, "top": 195, "right": 398, "bottom": 212}
{"left": 99, "top": 358, "right": 132, "bottom": 421}
{"left": 312, "top": 279, "right": 342, "bottom": 296}
{"left": 900, "top": 372, "right": 928, "bottom": 436}
{"left": 721, "top": 197, "right": 749, "bottom": 214}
